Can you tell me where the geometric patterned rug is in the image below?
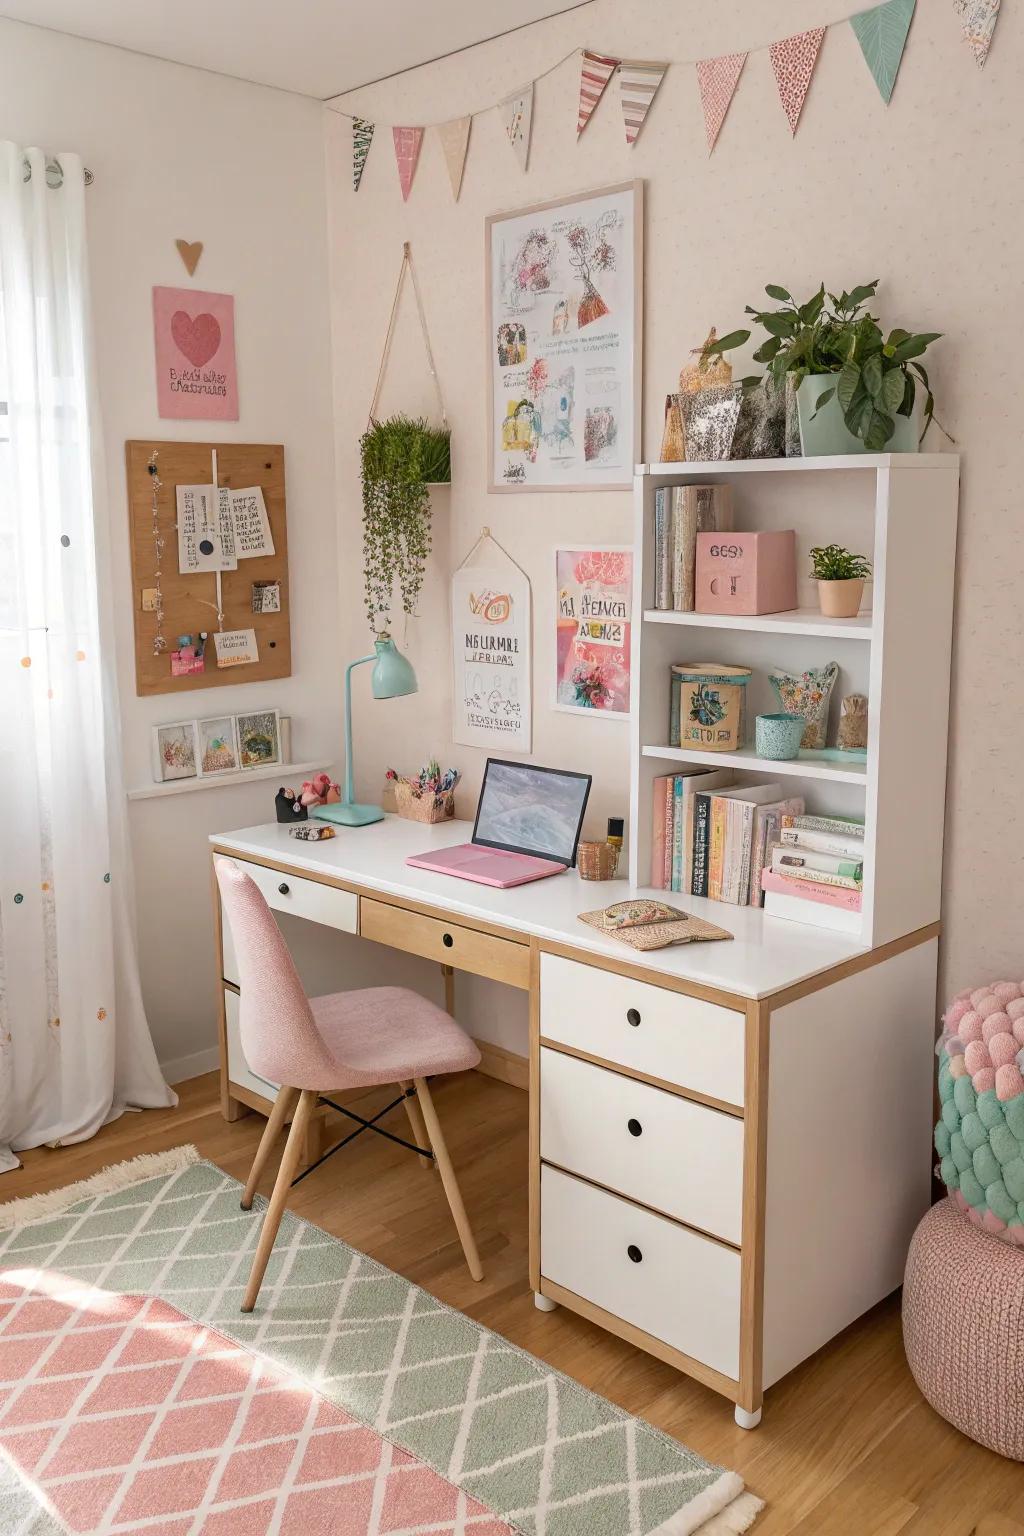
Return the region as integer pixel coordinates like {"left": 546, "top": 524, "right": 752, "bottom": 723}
{"left": 0, "top": 1148, "right": 761, "bottom": 1535}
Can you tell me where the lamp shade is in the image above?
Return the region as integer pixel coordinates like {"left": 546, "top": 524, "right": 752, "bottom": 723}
{"left": 371, "top": 636, "right": 417, "bottom": 700}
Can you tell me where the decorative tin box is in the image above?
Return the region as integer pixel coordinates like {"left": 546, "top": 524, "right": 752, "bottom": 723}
{"left": 695, "top": 529, "right": 797, "bottom": 616}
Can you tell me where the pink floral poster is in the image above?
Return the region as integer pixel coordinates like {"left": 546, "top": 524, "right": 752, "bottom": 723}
{"left": 152, "top": 286, "right": 238, "bottom": 420}
{"left": 555, "top": 547, "right": 633, "bottom": 717}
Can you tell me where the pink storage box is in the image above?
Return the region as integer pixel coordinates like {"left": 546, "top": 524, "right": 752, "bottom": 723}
{"left": 695, "top": 529, "right": 797, "bottom": 616}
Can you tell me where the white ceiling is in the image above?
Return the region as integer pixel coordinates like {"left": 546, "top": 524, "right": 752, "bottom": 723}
{"left": 0, "top": 0, "right": 591, "bottom": 98}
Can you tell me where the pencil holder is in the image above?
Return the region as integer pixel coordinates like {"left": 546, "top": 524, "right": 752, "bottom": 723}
{"left": 755, "top": 712, "right": 805, "bottom": 761}
{"left": 394, "top": 781, "right": 455, "bottom": 824}
{"left": 577, "top": 840, "right": 620, "bottom": 881}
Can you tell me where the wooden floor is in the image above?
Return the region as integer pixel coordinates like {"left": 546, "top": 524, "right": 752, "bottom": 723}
{"left": 3, "top": 1070, "right": 1019, "bottom": 1535}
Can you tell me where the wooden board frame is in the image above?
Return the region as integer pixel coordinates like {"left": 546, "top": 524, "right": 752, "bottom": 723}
{"left": 485, "top": 179, "right": 644, "bottom": 494}
{"left": 126, "top": 439, "right": 291, "bottom": 696}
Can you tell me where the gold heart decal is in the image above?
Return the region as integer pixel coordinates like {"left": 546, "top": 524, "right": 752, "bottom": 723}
{"left": 175, "top": 239, "right": 203, "bottom": 277}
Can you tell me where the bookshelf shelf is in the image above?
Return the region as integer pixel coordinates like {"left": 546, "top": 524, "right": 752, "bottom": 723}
{"left": 629, "top": 456, "right": 961, "bottom": 948}
{"left": 642, "top": 608, "right": 873, "bottom": 641}
{"left": 641, "top": 744, "right": 869, "bottom": 785}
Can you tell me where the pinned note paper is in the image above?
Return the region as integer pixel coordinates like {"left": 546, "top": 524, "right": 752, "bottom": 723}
{"left": 176, "top": 485, "right": 236, "bottom": 573}
{"left": 230, "top": 487, "right": 275, "bottom": 559}
{"left": 214, "top": 628, "right": 259, "bottom": 667}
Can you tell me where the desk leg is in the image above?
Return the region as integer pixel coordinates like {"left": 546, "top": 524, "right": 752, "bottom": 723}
{"left": 223, "top": 1092, "right": 252, "bottom": 1124}
{"left": 534, "top": 1292, "right": 558, "bottom": 1313}
{"left": 442, "top": 963, "right": 455, "bottom": 1016}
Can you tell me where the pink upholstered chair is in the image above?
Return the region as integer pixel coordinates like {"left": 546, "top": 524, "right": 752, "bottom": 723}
{"left": 215, "top": 857, "right": 483, "bottom": 1312}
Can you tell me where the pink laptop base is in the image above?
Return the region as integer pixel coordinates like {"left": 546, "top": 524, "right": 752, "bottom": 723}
{"left": 406, "top": 843, "right": 568, "bottom": 888}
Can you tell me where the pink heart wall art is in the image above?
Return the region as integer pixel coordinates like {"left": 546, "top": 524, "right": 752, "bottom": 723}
{"left": 153, "top": 285, "right": 238, "bottom": 420}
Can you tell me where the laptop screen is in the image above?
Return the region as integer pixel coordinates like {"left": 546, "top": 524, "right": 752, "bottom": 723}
{"left": 472, "top": 759, "right": 592, "bottom": 866}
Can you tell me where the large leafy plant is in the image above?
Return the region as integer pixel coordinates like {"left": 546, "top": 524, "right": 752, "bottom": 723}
{"left": 361, "top": 415, "right": 450, "bottom": 633}
{"left": 709, "top": 282, "right": 941, "bottom": 452}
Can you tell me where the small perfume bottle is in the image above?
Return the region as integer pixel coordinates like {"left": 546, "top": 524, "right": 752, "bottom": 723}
{"left": 606, "top": 817, "right": 624, "bottom": 877}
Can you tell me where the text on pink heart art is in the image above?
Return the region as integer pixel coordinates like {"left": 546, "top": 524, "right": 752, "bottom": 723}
{"left": 170, "top": 310, "right": 222, "bottom": 368}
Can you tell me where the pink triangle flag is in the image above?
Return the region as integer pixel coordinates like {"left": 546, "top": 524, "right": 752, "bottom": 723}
{"left": 437, "top": 117, "right": 472, "bottom": 200}
{"left": 696, "top": 52, "right": 747, "bottom": 153}
{"left": 577, "top": 49, "right": 619, "bottom": 136}
{"left": 392, "top": 126, "right": 423, "bottom": 201}
{"left": 769, "top": 28, "right": 826, "bottom": 135}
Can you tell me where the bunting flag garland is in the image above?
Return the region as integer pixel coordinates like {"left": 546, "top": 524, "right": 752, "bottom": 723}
{"left": 954, "top": 0, "right": 1001, "bottom": 66}
{"left": 392, "top": 126, "right": 424, "bottom": 201}
{"left": 501, "top": 83, "right": 534, "bottom": 172}
{"left": 577, "top": 49, "right": 619, "bottom": 135}
{"left": 352, "top": 117, "right": 374, "bottom": 191}
{"left": 696, "top": 52, "right": 747, "bottom": 153}
{"left": 769, "top": 28, "right": 826, "bottom": 135}
{"left": 437, "top": 116, "right": 472, "bottom": 200}
{"left": 850, "top": 0, "right": 916, "bottom": 102}
{"left": 619, "top": 61, "right": 668, "bottom": 145}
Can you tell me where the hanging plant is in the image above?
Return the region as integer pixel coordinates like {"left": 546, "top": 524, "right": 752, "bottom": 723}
{"left": 361, "top": 414, "right": 451, "bottom": 633}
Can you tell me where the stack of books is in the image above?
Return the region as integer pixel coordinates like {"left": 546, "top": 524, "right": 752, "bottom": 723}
{"left": 653, "top": 484, "right": 732, "bottom": 612}
{"left": 650, "top": 771, "right": 805, "bottom": 906}
{"left": 760, "top": 813, "right": 866, "bottom": 934}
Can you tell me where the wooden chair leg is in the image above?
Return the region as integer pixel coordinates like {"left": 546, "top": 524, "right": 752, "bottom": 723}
{"left": 412, "top": 1077, "right": 483, "bottom": 1282}
{"left": 241, "top": 1085, "right": 299, "bottom": 1211}
{"left": 400, "top": 1081, "right": 433, "bottom": 1170}
{"left": 242, "top": 1088, "right": 316, "bottom": 1314}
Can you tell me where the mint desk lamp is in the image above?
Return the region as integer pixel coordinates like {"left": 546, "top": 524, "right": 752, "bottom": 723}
{"left": 312, "top": 636, "right": 417, "bottom": 828}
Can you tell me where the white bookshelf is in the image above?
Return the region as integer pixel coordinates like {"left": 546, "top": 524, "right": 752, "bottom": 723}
{"left": 629, "top": 454, "right": 961, "bottom": 949}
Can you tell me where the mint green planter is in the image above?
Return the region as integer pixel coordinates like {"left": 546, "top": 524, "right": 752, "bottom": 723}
{"left": 796, "top": 374, "right": 922, "bottom": 456}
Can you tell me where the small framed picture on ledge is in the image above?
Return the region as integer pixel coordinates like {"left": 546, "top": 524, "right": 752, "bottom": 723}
{"left": 152, "top": 721, "right": 198, "bottom": 783}
{"left": 236, "top": 709, "right": 281, "bottom": 769}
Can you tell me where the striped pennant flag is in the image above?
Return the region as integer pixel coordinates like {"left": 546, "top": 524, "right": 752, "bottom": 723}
{"left": 696, "top": 52, "right": 747, "bottom": 153}
{"left": 352, "top": 117, "right": 374, "bottom": 191}
{"left": 769, "top": 28, "right": 826, "bottom": 135}
{"left": 577, "top": 49, "right": 619, "bottom": 136}
{"left": 619, "top": 60, "right": 668, "bottom": 146}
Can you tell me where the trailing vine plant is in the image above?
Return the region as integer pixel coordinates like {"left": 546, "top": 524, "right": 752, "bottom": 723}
{"left": 360, "top": 415, "right": 450, "bottom": 633}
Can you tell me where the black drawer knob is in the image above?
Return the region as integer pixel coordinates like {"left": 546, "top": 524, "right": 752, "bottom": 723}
{"left": 626, "top": 1008, "right": 641, "bottom": 1028}
{"left": 627, "top": 1244, "right": 643, "bottom": 1264}
{"left": 278, "top": 883, "right": 290, "bottom": 895}
{"left": 442, "top": 932, "right": 454, "bottom": 948}
{"left": 627, "top": 1118, "right": 643, "bottom": 1138}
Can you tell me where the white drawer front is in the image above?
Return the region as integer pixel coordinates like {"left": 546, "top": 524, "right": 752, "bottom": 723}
{"left": 540, "top": 1048, "right": 743, "bottom": 1245}
{"left": 217, "top": 857, "right": 358, "bottom": 985}
{"left": 540, "top": 1165, "right": 740, "bottom": 1381}
{"left": 224, "top": 988, "right": 279, "bottom": 1099}
{"left": 539, "top": 953, "right": 745, "bottom": 1107}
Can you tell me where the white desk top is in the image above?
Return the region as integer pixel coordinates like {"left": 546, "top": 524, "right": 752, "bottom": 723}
{"left": 211, "top": 816, "right": 872, "bottom": 1001}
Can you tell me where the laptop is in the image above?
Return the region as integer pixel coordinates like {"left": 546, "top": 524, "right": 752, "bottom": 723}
{"left": 406, "top": 759, "right": 592, "bottom": 889}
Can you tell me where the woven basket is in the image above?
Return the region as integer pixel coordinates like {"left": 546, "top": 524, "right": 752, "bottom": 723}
{"left": 394, "top": 781, "right": 455, "bottom": 824}
{"left": 577, "top": 840, "right": 620, "bottom": 881}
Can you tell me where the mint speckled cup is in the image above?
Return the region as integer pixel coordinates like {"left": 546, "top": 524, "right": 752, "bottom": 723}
{"left": 756, "top": 712, "right": 805, "bottom": 760}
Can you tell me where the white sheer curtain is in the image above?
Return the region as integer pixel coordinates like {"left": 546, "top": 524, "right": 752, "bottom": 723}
{"left": 0, "top": 143, "right": 174, "bottom": 1172}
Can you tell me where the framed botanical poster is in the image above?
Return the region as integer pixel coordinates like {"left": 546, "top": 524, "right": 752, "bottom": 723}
{"left": 554, "top": 547, "right": 633, "bottom": 718}
{"left": 486, "top": 180, "right": 643, "bottom": 493}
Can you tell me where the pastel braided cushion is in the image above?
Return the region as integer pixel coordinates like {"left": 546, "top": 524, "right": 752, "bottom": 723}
{"left": 935, "top": 980, "right": 1024, "bottom": 1246}
{"left": 903, "top": 1197, "right": 1024, "bottom": 1460}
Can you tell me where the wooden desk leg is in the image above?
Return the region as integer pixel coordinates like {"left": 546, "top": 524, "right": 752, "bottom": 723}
{"left": 442, "top": 963, "right": 455, "bottom": 1016}
{"left": 736, "top": 998, "right": 770, "bottom": 1430}
{"left": 223, "top": 1093, "right": 252, "bottom": 1124}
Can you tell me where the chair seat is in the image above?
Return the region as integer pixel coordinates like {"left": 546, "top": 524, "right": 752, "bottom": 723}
{"left": 309, "top": 986, "right": 481, "bottom": 1088}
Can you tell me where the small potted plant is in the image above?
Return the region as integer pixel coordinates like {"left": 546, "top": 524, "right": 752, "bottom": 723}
{"left": 810, "top": 544, "right": 872, "bottom": 618}
{"left": 708, "top": 282, "right": 943, "bottom": 455}
{"left": 361, "top": 415, "right": 451, "bottom": 631}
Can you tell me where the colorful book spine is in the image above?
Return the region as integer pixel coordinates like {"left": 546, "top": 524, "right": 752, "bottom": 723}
{"left": 654, "top": 488, "right": 671, "bottom": 610}
{"left": 669, "top": 668, "right": 681, "bottom": 747}
{"left": 772, "top": 846, "right": 863, "bottom": 880}
{"left": 691, "top": 792, "right": 712, "bottom": 896}
{"left": 650, "top": 775, "right": 671, "bottom": 888}
{"left": 781, "top": 813, "right": 865, "bottom": 840}
{"left": 761, "top": 868, "right": 863, "bottom": 911}
{"left": 671, "top": 776, "right": 686, "bottom": 892}
{"left": 769, "top": 861, "right": 861, "bottom": 892}
{"left": 670, "top": 485, "right": 698, "bottom": 611}
{"left": 663, "top": 777, "right": 675, "bottom": 886}
{"left": 707, "top": 796, "right": 730, "bottom": 901}
{"left": 778, "top": 824, "right": 865, "bottom": 858}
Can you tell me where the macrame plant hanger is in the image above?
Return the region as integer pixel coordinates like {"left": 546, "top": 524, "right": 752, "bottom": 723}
{"left": 368, "top": 241, "right": 448, "bottom": 442}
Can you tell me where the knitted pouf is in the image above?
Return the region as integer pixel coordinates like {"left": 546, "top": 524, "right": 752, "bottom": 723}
{"left": 903, "top": 1197, "right": 1024, "bottom": 1459}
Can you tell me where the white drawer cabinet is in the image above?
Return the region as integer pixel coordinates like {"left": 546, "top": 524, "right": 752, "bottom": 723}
{"left": 540, "top": 1165, "right": 741, "bottom": 1381}
{"left": 539, "top": 1048, "right": 743, "bottom": 1245}
{"left": 539, "top": 952, "right": 745, "bottom": 1107}
{"left": 216, "top": 856, "right": 358, "bottom": 986}
{"left": 223, "top": 987, "right": 279, "bottom": 1100}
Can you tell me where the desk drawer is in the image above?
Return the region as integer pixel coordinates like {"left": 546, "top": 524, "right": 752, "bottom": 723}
{"left": 223, "top": 987, "right": 278, "bottom": 1101}
{"left": 540, "top": 1165, "right": 740, "bottom": 1381}
{"left": 539, "top": 953, "right": 744, "bottom": 1107}
{"left": 217, "top": 858, "right": 358, "bottom": 985}
{"left": 360, "top": 898, "right": 529, "bottom": 989}
{"left": 540, "top": 1048, "right": 743, "bottom": 1244}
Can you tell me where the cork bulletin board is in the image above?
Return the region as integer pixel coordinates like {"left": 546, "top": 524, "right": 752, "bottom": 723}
{"left": 126, "top": 440, "right": 291, "bottom": 697}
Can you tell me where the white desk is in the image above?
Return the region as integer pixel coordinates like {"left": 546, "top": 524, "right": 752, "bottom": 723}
{"left": 211, "top": 815, "right": 939, "bottom": 1428}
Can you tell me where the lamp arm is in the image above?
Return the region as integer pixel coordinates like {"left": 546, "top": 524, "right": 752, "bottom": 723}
{"left": 343, "top": 651, "right": 377, "bottom": 808}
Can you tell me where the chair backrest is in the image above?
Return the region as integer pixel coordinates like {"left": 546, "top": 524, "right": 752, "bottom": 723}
{"left": 215, "top": 857, "right": 337, "bottom": 1089}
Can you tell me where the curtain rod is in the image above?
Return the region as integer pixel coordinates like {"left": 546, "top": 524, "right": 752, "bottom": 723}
{"left": 22, "top": 156, "right": 94, "bottom": 187}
